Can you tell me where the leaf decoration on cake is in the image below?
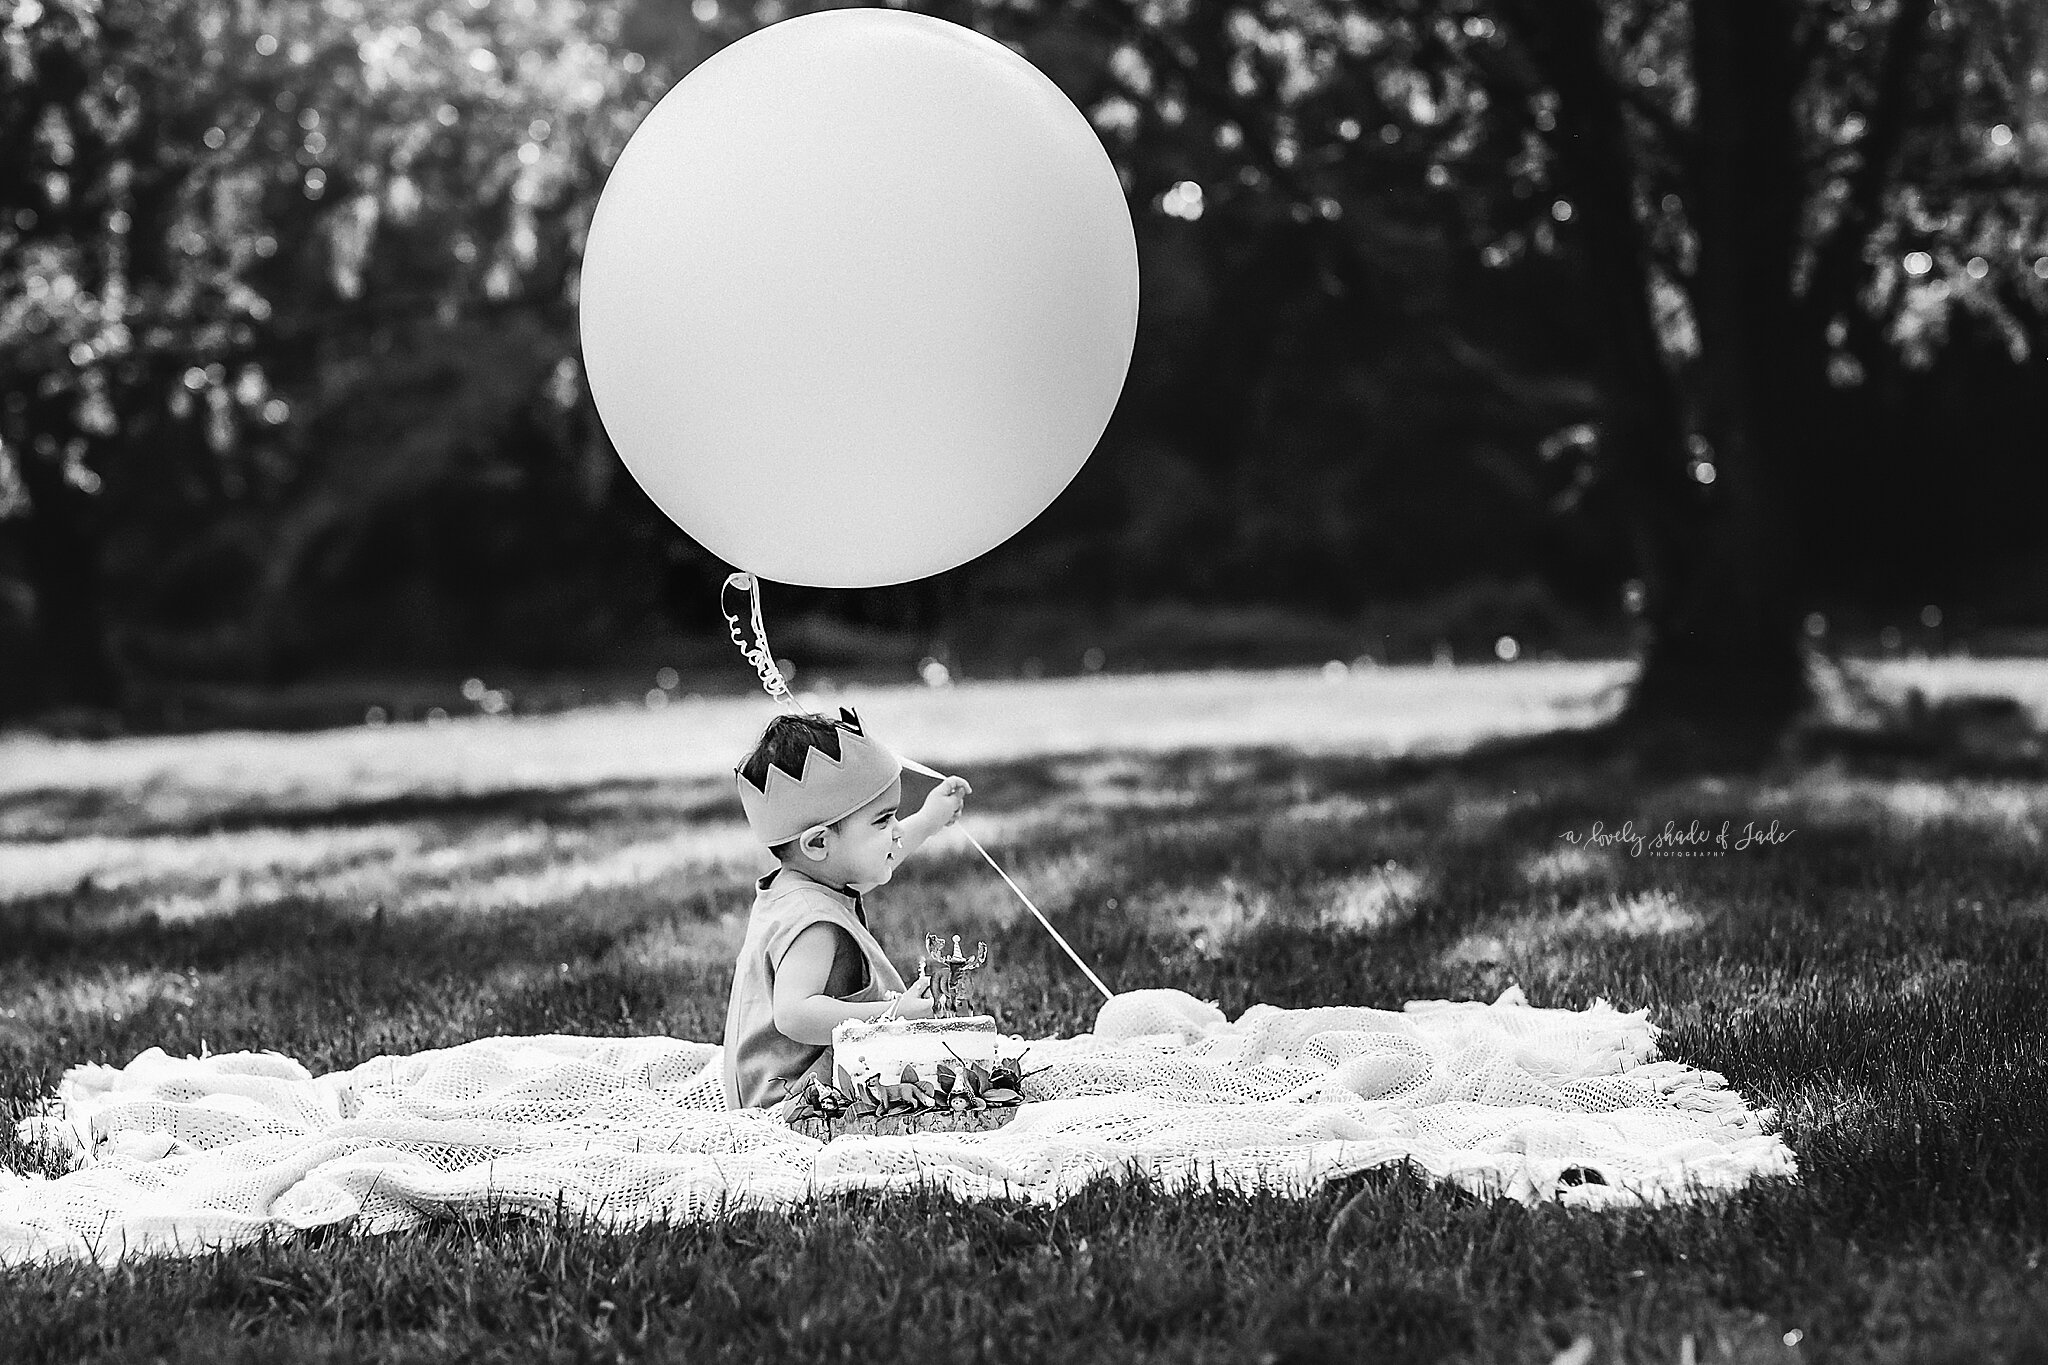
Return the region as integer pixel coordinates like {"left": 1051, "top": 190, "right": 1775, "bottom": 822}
{"left": 781, "top": 1077, "right": 851, "bottom": 1123}
{"left": 829, "top": 1035, "right": 1029, "bottom": 1119}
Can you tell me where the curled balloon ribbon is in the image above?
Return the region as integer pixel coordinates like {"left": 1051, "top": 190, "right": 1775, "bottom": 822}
{"left": 722, "top": 571, "right": 1114, "bottom": 1002}
{"left": 721, "top": 573, "right": 796, "bottom": 705}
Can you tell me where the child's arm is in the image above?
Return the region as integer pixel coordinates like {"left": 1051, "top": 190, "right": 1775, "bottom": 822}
{"left": 897, "top": 775, "right": 972, "bottom": 859}
{"left": 771, "top": 922, "right": 933, "bottom": 1045}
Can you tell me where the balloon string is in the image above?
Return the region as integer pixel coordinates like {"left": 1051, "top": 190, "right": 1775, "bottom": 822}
{"left": 723, "top": 572, "right": 1115, "bottom": 1003}
{"left": 722, "top": 572, "right": 795, "bottom": 704}
{"left": 955, "top": 823, "right": 1116, "bottom": 1003}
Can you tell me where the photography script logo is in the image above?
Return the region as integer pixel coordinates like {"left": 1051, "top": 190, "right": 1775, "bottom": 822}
{"left": 1557, "top": 819, "right": 1796, "bottom": 858}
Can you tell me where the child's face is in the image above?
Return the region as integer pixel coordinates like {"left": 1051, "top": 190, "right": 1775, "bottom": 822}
{"left": 804, "top": 776, "right": 903, "bottom": 892}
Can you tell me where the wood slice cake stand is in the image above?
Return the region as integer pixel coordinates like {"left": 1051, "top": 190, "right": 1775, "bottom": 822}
{"left": 787, "top": 1105, "right": 1019, "bottom": 1142}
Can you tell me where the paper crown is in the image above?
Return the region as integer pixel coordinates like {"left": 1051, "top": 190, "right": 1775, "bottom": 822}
{"left": 735, "top": 708, "right": 903, "bottom": 846}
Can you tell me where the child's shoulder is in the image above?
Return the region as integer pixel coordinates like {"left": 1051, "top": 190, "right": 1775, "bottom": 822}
{"left": 746, "top": 873, "right": 863, "bottom": 963}
{"left": 750, "top": 870, "right": 857, "bottom": 920}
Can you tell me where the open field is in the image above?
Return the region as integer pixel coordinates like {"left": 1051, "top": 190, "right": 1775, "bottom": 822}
{"left": 3, "top": 661, "right": 2047, "bottom": 1362}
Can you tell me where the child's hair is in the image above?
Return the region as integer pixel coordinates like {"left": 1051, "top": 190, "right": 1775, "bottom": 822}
{"left": 740, "top": 713, "right": 848, "bottom": 859}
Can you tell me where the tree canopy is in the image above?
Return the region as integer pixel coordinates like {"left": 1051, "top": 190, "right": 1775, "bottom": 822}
{"left": 2, "top": 0, "right": 2043, "bottom": 726}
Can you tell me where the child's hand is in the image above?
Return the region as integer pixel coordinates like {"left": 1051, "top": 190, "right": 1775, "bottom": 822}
{"left": 889, "top": 974, "right": 936, "bottom": 1021}
{"left": 924, "top": 775, "right": 973, "bottom": 827}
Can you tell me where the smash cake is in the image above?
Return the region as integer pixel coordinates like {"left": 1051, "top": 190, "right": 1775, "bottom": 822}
{"left": 780, "top": 938, "right": 1030, "bottom": 1137}
{"left": 832, "top": 1015, "right": 1027, "bottom": 1103}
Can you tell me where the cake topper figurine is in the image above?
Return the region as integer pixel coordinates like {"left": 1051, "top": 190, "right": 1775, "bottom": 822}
{"left": 922, "top": 934, "right": 990, "bottom": 1018}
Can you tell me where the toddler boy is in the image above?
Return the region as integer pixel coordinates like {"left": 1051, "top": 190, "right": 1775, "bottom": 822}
{"left": 721, "top": 708, "right": 971, "bottom": 1109}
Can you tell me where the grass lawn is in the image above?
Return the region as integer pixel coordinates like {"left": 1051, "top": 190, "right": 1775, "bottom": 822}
{"left": 2, "top": 661, "right": 2045, "bottom": 1363}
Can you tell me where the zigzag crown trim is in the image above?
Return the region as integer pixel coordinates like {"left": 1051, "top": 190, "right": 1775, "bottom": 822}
{"left": 736, "top": 707, "right": 882, "bottom": 797}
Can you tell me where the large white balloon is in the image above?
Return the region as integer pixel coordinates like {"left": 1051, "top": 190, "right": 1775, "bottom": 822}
{"left": 579, "top": 8, "right": 1139, "bottom": 589}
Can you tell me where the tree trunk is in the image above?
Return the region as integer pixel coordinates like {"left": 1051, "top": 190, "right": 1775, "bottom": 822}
{"left": 1504, "top": 0, "right": 1812, "bottom": 761}
{"left": 1625, "top": 0, "right": 1814, "bottom": 753}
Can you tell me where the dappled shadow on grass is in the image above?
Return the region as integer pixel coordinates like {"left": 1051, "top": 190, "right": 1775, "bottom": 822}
{"left": 0, "top": 776, "right": 729, "bottom": 843}
{"left": 0, "top": 873, "right": 723, "bottom": 974}
{"left": 936, "top": 740, "right": 2048, "bottom": 1249}
{"left": 0, "top": 748, "right": 1096, "bottom": 847}
{"left": 0, "top": 893, "right": 742, "bottom": 1101}
{"left": 5, "top": 723, "right": 2048, "bottom": 1358}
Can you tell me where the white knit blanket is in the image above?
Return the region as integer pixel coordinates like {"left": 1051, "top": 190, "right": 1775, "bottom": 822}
{"left": 0, "top": 988, "right": 1796, "bottom": 1265}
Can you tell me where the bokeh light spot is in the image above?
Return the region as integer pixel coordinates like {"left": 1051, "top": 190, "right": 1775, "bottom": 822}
{"left": 1160, "top": 180, "right": 1204, "bottom": 221}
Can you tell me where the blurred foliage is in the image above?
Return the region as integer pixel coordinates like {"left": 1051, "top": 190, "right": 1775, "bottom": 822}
{"left": 0, "top": 0, "right": 672, "bottom": 700}
{"left": 0, "top": 0, "right": 2044, "bottom": 719}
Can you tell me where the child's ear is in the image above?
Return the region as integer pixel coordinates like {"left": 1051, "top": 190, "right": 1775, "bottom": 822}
{"left": 797, "top": 824, "right": 832, "bottom": 862}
